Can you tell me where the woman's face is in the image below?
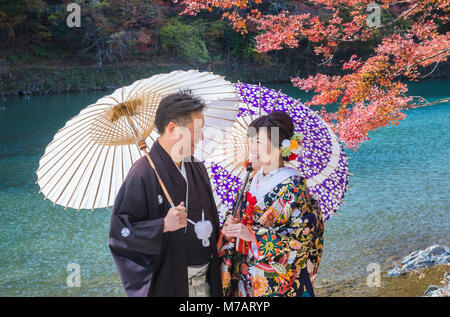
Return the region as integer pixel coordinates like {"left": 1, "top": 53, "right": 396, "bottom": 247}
{"left": 248, "top": 128, "right": 280, "bottom": 171}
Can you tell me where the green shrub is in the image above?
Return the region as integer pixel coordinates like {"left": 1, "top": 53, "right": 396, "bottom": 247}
{"left": 159, "top": 18, "right": 210, "bottom": 64}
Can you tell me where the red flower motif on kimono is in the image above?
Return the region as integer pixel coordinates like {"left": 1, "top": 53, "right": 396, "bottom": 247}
{"left": 246, "top": 191, "right": 257, "bottom": 206}
{"left": 241, "top": 191, "right": 257, "bottom": 226}
{"left": 241, "top": 263, "right": 249, "bottom": 275}
{"left": 288, "top": 153, "right": 298, "bottom": 161}
{"left": 276, "top": 278, "right": 291, "bottom": 295}
{"left": 289, "top": 239, "right": 303, "bottom": 250}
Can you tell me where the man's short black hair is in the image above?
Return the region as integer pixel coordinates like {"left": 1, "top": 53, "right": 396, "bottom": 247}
{"left": 154, "top": 89, "right": 206, "bottom": 134}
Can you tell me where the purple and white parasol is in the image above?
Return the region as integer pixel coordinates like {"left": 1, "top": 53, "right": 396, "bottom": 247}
{"left": 203, "top": 82, "right": 350, "bottom": 223}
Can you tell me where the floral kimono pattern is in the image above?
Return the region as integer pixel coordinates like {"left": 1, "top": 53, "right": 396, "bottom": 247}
{"left": 218, "top": 174, "right": 324, "bottom": 297}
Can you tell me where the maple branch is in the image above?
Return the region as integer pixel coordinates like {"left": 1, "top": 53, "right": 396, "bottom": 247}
{"left": 410, "top": 97, "right": 450, "bottom": 108}
{"left": 405, "top": 47, "right": 450, "bottom": 72}
{"left": 420, "top": 56, "right": 442, "bottom": 79}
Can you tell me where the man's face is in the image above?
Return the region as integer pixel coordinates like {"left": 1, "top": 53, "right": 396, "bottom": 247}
{"left": 186, "top": 110, "right": 205, "bottom": 155}
{"left": 172, "top": 111, "right": 205, "bottom": 158}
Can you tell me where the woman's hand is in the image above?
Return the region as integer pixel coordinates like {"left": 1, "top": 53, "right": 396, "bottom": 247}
{"left": 222, "top": 223, "right": 255, "bottom": 242}
{"left": 222, "top": 214, "right": 240, "bottom": 241}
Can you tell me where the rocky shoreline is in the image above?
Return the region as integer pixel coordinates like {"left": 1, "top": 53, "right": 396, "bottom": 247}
{"left": 315, "top": 245, "right": 450, "bottom": 297}
{"left": 0, "top": 61, "right": 303, "bottom": 97}
{"left": 387, "top": 245, "right": 449, "bottom": 277}
{"left": 388, "top": 245, "right": 450, "bottom": 297}
{"left": 1, "top": 60, "right": 449, "bottom": 98}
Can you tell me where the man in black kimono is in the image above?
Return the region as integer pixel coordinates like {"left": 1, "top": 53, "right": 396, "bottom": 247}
{"left": 108, "top": 91, "right": 222, "bottom": 297}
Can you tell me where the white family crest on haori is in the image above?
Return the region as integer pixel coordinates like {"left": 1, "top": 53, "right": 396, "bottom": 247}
{"left": 121, "top": 227, "right": 130, "bottom": 237}
{"left": 35, "top": 70, "right": 240, "bottom": 211}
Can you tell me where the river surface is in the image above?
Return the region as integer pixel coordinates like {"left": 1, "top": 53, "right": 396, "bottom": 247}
{"left": 0, "top": 79, "right": 448, "bottom": 296}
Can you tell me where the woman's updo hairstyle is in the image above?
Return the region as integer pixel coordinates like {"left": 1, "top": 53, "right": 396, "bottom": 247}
{"left": 248, "top": 111, "right": 295, "bottom": 161}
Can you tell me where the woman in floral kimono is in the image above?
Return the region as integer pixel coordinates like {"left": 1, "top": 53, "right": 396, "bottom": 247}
{"left": 218, "top": 111, "right": 324, "bottom": 297}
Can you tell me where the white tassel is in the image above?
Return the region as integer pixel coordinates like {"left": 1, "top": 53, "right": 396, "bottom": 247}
{"left": 193, "top": 210, "right": 213, "bottom": 247}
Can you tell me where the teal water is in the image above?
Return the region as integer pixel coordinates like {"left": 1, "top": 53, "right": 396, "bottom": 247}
{"left": 0, "top": 80, "right": 449, "bottom": 296}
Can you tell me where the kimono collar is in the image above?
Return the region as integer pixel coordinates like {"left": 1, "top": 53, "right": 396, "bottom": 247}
{"left": 248, "top": 166, "right": 300, "bottom": 203}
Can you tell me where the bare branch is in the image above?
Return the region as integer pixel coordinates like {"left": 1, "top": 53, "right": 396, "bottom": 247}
{"left": 410, "top": 97, "right": 450, "bottom": 108}
{"left": 406, "top": 48, "right": 450, "bottom": 71}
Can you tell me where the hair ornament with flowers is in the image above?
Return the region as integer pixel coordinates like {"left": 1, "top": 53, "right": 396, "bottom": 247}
{"left": 281, "top": 132, "right": 304, "bottom": 161}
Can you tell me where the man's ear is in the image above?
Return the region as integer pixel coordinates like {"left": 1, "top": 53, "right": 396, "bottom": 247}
{"left": 166, "top": 121, "right": 176, "bottom": 136}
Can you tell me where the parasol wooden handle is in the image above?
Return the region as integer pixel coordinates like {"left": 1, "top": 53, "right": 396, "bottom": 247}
{"left": 138, "top": 140, "right": 175, "bottom": 208}
{"left": 231, "top": 163, "right": 253, "bottom": 218}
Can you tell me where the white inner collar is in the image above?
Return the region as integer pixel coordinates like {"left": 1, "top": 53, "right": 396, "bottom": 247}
{"left": 249, "top": 167, "right": 300, "bottom": 204}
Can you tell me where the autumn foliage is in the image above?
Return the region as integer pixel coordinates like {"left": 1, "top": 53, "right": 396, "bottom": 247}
{"left": 178, "top": 0, "right": 450, "bottom": 150}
